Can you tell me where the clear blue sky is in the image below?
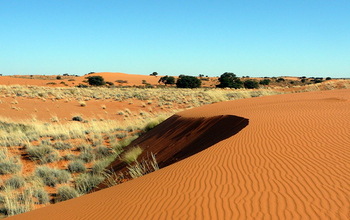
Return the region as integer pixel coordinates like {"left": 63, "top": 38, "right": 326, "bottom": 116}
{"left": 1, "top": 0, "right": 349, "bottom": 78}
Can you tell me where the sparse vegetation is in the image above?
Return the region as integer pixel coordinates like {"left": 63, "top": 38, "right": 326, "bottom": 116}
{"left": 123, "top": 146, "right": 143, "bottom": 164}
{"left": 176, "top": 75, "right": 201, "bottom": 88}
{"left": 87, "top": 76, "right": 105, "bottom": 86}
{"left": 217, "top": 72, "right": 243, "bottom": 89}
{"left": 56, "top": 185, "right": 80, "bottom": 202}
{"left": 0, "top": 77, "right": 349, "bottom": 217}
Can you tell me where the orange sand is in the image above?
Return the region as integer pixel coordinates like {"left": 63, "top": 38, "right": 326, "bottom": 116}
{"left": 0, "top": 72, "right": 161, "bottom": 87}
{"left": 9, "top": 89, "right": 350, "bottom": 219}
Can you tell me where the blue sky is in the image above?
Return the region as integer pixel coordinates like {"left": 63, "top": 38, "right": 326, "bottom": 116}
{"left": 1, "top": 1, "right": 349, "bottom": 78}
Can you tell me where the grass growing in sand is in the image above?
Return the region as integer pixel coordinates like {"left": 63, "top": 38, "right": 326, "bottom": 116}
{"left": 1, "top": 79, "right": 350, "bottom": 217}
{"left": 0, "top": 113, "right": 168, "bottom": 218}
{"left": 122, "top": 146, "right": 143, "bottom": 164}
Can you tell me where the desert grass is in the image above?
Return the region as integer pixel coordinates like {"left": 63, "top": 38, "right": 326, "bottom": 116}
{"left": 1, "top": 80, "right": 350, "bottom": 217}
{"left": 122, "top": 146, "right": 143, "bottom": 164}
{"left": 0, "top": 112, "right": 168, "bottom": 217}
{"left": 127, "top": 153, "right": 159, "bottom": 179}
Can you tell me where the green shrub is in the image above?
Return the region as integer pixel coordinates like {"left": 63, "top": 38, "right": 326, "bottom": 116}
{"left": 176, "top": 75, "right": 201, "bottom": 88}
{"left": 216, "top": 72, "right": 243, "bottom": 88}
{"left": 87, "top": 76, "right": 105, "bottom": 86}
{"left": 243, "top": 79, "right": 259, "bottom": 89}
{"left": 259, "top": 79, "right": 271, "bottom": 85}
{"left": 276, "top": 77, "right": 285, "bottom": 82}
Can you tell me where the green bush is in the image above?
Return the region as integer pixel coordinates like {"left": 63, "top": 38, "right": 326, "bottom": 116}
{"left": 216, "top": 72, "right": 243, "bottom": 88}
{"left": 259, "top": 79, "right": 271, "bottom": 85}
{"left": 276, "top": 77, "right": 285, "bottom": 82}
{"left": 87, "top": 76, "right": 105, "bottom": 86}
{"left": 243, "top": 79, "right": 259, "bottom": 89}
{"left": 176, "top": 75, "right": 201, "bottom": 88}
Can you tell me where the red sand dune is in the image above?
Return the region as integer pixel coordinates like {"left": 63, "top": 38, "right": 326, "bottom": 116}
{"left": 10, "top": 89, "right": 350, "bottom": 219}
{"left": 0, "top": 72, "right": 160, "bottom": 87}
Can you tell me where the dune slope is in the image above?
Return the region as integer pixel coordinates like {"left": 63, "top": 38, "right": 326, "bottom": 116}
{"left": 96, "top": 114, "right": 248, "bottom": 190}
{"left": 10, "top": 89, "right": 350, "bottom": 220}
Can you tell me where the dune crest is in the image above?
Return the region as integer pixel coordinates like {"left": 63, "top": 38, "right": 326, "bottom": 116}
{"left": 96, "top": 114, "right": 248, "bottom": 190}
{"left": 9, "top": 89, "right": 350, "bottom": 220}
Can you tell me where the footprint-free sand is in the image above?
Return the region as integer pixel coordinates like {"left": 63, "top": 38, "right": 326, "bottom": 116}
{"left": 10, "top": 89, "right": 350, "bottom": 219}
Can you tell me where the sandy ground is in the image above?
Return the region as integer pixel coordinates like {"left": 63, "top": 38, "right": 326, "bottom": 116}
{"left": 0, "top": 72, "right": 161, "bottom": 87}
{"left": 9, "top": 88, "right": 350, "bottom": 220}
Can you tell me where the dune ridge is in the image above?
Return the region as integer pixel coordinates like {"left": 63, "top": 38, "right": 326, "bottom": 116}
{"left": 10, "top": 89, "right": 350, "bottom": 219}
{"left": 95, "top": 114, "right": 248, "bottom": 190}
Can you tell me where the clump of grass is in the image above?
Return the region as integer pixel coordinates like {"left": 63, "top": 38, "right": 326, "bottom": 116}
{"left": 26, "top": 186, "right": 49, "bottom": 205}
{"left": 34, "top": 166, "right": 71, "bottom": 187}
{"left": 56, "top": 185, "right": 80, "bottom": 202}
{"left": 122, "top": 146, "right": 143, "bottom": 164}
{"left": 127, "top": 153, "right": 159, "bottom": 179}
{"left": 53, "top": 141, "right": 72, "bottom": 150}
{"left": 94, "top": 146, "right": 113, "bottom": 160}
{"left": 0, "top": 157, "right": 22, "bottom": 175}
{"left": 4, "top": 176, "right": 25, "bottom": 189}
{"left": 0, "top": 190, "right": 33, "bottom": 216}
{"left": 75, "top": 173, "right": 104, "bottom": 194}
{"left": 67, "top": 160, "right": 86, "bottom": 173}
{"left": 26, "top": 145, "right": 60, "bottom": 164}
{"left": 78, "top": 151, "right": 95, "bottom": 163}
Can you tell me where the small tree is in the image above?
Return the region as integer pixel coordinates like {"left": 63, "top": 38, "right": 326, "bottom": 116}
{"left": 150, "top": 72, "right": 158, "bottom": 76}
{"left": 217, "top": 72, "right": 243, "bottom": 89}
{"left": 244, "top": 80, "right": 259, "bottom": 89}
{"left": 276, "top": 77, "right": 285, "bottom": 83}
{"left": 158, "top": 75, "right": 175, "bottom": 85}
{"left": 166, "top": 76, "right": 175, "bottom": 85}
{"left": 176, "top": 75, "right": 201, "bottom": 88}
{"left": 87, "top": 76, "right": 105, "bottom": 86}
{"left": 56, "top": 76, "right": 62, "bottom": 80}
{"left": 259, "top": 79, "right": 271, "bottom": 85}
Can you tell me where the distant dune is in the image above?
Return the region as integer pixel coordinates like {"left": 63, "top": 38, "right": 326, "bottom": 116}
{"left": 0, "top": 72, "right": 161, "bottom": 87}
{"left": 9, "top": 88, "right": 350, "bottom": 219}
